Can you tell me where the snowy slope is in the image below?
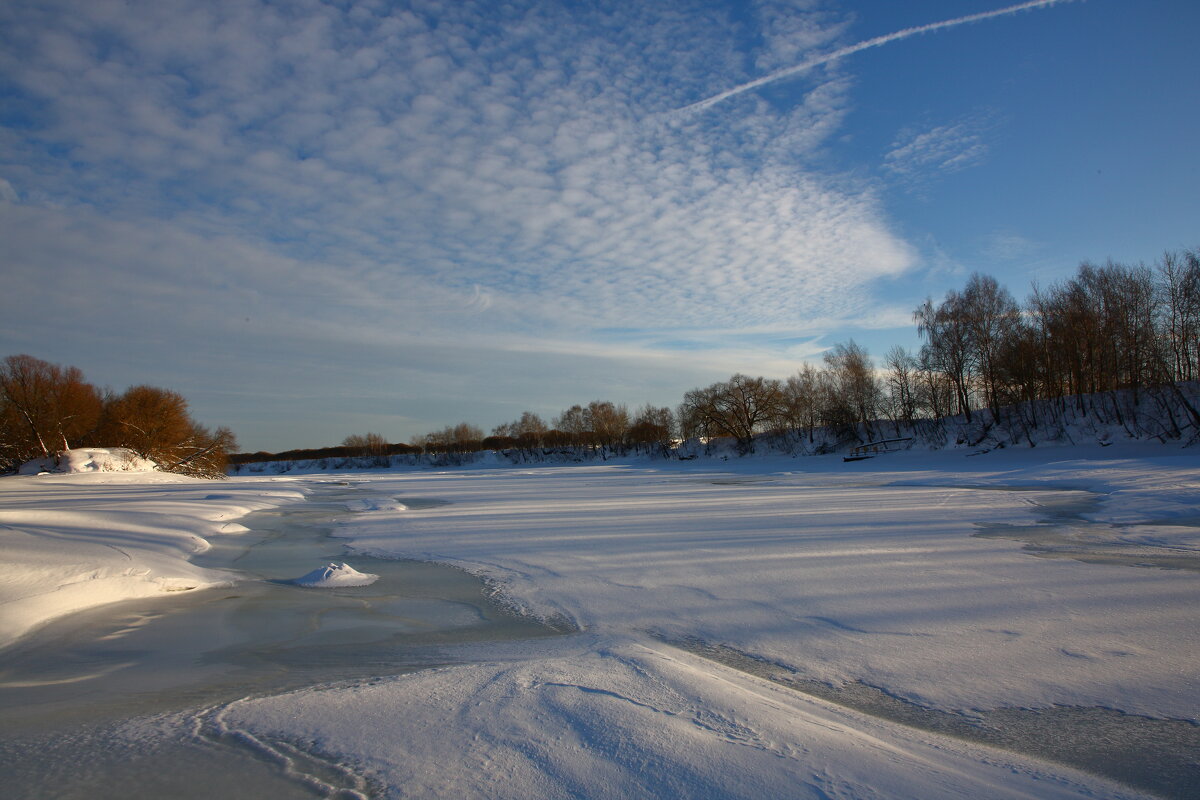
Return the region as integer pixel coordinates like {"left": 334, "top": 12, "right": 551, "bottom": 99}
{"left": 0, "top": 472, "right": 306, "bottom": 647}
{"left": 220, "top": 635, "right": 1137, "bottom": 800}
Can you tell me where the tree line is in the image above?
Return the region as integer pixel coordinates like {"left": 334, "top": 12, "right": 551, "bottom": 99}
{"left": 678, "top": 248, "right": 1200, "bottom": 450}
{"left": 32, "top": 246, "right": 1193, "bottom": 475}
{"left": 0, "top": 354, "right": 237, "bottom": 477}
{"left": 374, "top": 402, "right": 675, "bottom": 457}
{"left": 320, "top": 246, "right": 1200, "bottom": 460}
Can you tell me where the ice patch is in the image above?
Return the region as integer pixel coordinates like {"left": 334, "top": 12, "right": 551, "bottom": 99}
{"left": 342, "top": 497, "right": 408, "bottom": 512}
{"left": 290, "top": 562, "right": 379, "bottom": 588}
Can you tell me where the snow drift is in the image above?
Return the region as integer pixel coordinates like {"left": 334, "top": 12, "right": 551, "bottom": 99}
{"left": 0, "top": 472, "right": 307, "bottom": 648}
{"left": 290, "top": 562, "right": 379, "bottom": 588}
{"left": 18, "top": 447, "right": 158, "bottom": 475}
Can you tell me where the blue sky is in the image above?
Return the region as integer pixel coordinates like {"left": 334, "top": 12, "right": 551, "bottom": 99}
{"left": 2, "top": 0, "right": 1197, "bottom": 451}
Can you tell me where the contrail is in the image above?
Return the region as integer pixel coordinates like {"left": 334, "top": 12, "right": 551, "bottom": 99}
{"left": 678, "top": 0, "right": 1075, "bottom": 114}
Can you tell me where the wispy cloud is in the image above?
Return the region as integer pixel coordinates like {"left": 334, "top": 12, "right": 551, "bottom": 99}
{"left": 677, "top": 0, "right": 1075, "bottom": 114}
{"left": 883, "top": 114, "right": 993, "bottom": 186}
{"left": 0, "top": 181, "right": 18, "bottom": 206}
{"left": 981, "top": 230, "right": 1041, "bottom": 261}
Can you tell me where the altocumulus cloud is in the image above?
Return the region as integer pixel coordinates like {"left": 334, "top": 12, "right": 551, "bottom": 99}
{"left": 0, "top": 0, "right": 915, "bottom": 402}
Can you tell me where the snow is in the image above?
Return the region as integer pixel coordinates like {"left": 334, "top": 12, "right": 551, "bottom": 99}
{"left": 218, "top": 635, "right": 1132, "bottom": 800}
{"left": 18, "top": 447, "right": 158, "bottom": 475}
{"left": 3, "top": 442, "right": 1198, "bottom": 798}
{"left": 318, "top": 447, "right": 1200, "bottom": 720}
{"left": 0, "top": 471, "right": 307, "bottom": 647}
{"left": 290, "top": 562, "right": 379, "bottom": 587}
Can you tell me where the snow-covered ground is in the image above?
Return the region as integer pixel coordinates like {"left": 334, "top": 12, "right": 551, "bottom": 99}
{"left": 3, "top": 443, "right": 1198, "bottom": 798}
{"left": 0, "top": 470, "right": 307, "bottom": 647}
{"left": 311, "top": 446, "right": 1200, "bottom": 720}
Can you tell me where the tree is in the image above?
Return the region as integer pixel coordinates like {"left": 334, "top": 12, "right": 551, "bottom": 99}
{"left": 627, "top": 405, "right": 675, "bottom": 451}
{"left": 678, "top": 374, "right": 784, "bottom": 451}
{"left": 914, "top": 345, "right": 954, "bottom": 421}
{"left": 883, "top": 346, "right": 917, "bottom": 427}
{"left": 553, "top": 405, "right": 588, "bottom": 446}
{"left": 960, "top": 273, "right": 1020, "bottom": 421}
{"left": 99, "top": 384, "right": 237, "bottom": 477}
{"left": 343, "top": 432, "right": 389, "bottom": 458}
{"left": 493, "top": 411, "right": 550, "bottom": 448}
{"left": 1157, "top": 248, "right": 1200, "bottom": 382}
{"left": 915, "top": 293, "right": 975, "bottom": 421}
{"left": 586, "top": 401, "right": 630, "bottom": 448}
{"left": 172, "top": 424, "right": 239, "bottom": 479}
{"left": 101, "top": 386, "right": 192, "bottom": 458}
{"left": 823, "top": 341, "right": 881, "bottom": 439}
{"left": 0, "top": 355, "right": 102, "bottom": 469}
{"left": 420, "top": 422, "right": 484, "bottom": 453}
{"left": 780, "top": 365, "right": 823, "bottom": 442}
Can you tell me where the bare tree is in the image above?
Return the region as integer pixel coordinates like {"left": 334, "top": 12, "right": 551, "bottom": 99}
{"left": 627, "top": 405, "right": 675, "bottom": 451}
{"left": 172, "top": 424, "right": 239, "bottom": 478}
{"left": 586, "top": 401, "right": 630, "bottom": 448}
{"left": 915, "top": 294, "right": 975, "bottom": 421}
{"left": 0, "top": 354, "right": 102, "bottom": 464}
{"left": 679, "top": 375, "right": 784, "bottom": 452}
{"left": 492, "top": 411, "right": 550, "bottom": 449}
{"left": 554, "top": 405, "right": 589, "bottom": 447}
{"left": 421, "top": 422, "right": 485, "bottom": 453}
{"left": 100, "top": 384, "right": 236, "bottom": 477}
{"left": 913, "top": 345, "right": 954, "bottom": 421}
{"left": 823, "top": 341, "right": 882, "bottom": 439}
{"left": 960, "top": 273, "right": 1020, "bottom": 421}
{"left": 343, "top": 432, "right": 389, "bottom": 458}
{"left": 781, "top": 364, "right": 823, "bottom": 443}
{"left": 1156, "top": 248, "right": 1200, "bottom": 382}
{"left": 883, "top": 346, "right": 917, "bottom": 427}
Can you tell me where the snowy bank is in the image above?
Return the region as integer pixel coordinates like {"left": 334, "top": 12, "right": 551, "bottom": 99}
{"left": 18, "top": 447, "right": 158, "bottom": 475}
{"left": 0, "top": 472, "right": 306, "bottom": 648}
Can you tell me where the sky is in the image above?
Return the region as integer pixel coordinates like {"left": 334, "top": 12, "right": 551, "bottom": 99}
{"left": 2, "top": 0, "right": 1198, "bottom": 452}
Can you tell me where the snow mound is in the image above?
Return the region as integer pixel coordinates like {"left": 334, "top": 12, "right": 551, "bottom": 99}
{"left": 18, "top": 448, "right": 157, "bottom": 475}
{"left": 290, "top": 562, "right": 379, "bottom": 588}
{"left": 343, "top": 497, "right": 408, "bottom": 512}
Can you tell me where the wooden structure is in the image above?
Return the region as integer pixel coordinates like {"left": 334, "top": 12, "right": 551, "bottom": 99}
{"left": 844, "top": 437, "right": 913, "bottom": 462}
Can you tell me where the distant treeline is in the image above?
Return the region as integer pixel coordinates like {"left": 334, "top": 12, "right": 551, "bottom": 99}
{"left": 229, "top": 440, "right": 422, "bottom": 465}
{"left": 0, "top": 354, "right": 237, "bottom": 477}
{"left": 238, "top": 246, "right": 1200, "bottom": 465}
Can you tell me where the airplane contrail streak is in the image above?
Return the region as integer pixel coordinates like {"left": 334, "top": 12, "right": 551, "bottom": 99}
{"left": 677, "top": 0, "right": 1076, "bottom": 114}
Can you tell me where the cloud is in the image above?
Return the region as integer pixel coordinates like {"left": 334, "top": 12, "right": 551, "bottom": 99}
{"left": 676, "top": 0, "right": 1075, "bottom": 114}
{"left": 1, "top": 0, "right": 917, "bottom": 332}
{"left": 0, "top": 0, "right": 958, "bottom": 446}
{"left": 981, "top": 230, "right": 1041, "bottom": 261}
{"left": 883, "top": 115, "right": 993, "bottom": 185}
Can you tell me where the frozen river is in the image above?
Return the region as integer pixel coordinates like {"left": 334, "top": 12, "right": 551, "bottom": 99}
{"left": 0, "top": 484, "right": 566, "bottom": 798}
{"left": 2, "top": 449, "right": 1199, "bottom": 799}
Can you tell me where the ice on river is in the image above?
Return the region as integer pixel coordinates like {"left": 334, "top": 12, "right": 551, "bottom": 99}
{"left": 0, "top": 470, "right": 307, "bottom": 647}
